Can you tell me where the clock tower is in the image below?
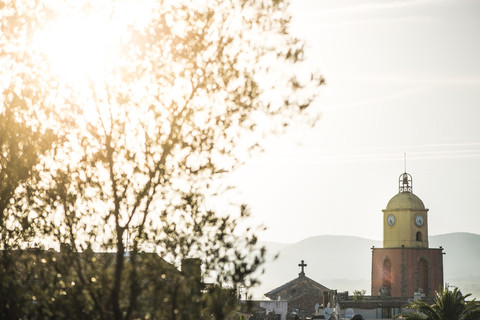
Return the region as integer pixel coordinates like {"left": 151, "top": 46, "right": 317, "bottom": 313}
{"left": 371, "top": 172, "right": 444, "bottom": 297}
{"left": 383, "top": 172, "right": 429, "bottom": 249}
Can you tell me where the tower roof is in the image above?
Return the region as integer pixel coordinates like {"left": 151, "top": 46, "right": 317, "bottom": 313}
{"left": 386, "top": 192, "right": 425, "bottom": 211}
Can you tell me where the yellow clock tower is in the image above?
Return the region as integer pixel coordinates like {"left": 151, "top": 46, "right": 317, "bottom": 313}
{"left": 382, "top": 172, "right": 429, "bottom": 248}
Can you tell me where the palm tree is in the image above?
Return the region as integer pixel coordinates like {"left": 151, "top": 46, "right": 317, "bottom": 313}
{"left": 400, "top": 287, "right": 480, "bottom": 320}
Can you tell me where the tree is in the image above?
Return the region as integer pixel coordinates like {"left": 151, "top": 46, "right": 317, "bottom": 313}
{"left": 401, "top": 287, "right": 480, "bottom": 320}
{"left": 0, "top": 0, "right": 322, "bottom": 319}
{"left": 0, "top": 67, "right": 64, "bottom": 319}
{"left": 353, "top": 289, "right": 366, "bottom": 301}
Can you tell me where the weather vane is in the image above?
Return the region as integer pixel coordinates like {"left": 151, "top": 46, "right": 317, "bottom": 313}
{"left": 399, "top": 153, "right": 412, "bottom": 193}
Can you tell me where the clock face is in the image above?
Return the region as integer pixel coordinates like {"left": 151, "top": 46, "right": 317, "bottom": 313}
{"left": 415, "top": 215, "right": 424, "bottom": 227}
{"left": 387, "top": 214, "right": 395, "bottom": 226}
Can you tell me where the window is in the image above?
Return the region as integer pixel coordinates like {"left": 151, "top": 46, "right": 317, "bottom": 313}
{"left": 416, "top": 231, "right": 422, "bottom": 241}
{"left": 382, "top": 308, "right": 392, "bottom": 318}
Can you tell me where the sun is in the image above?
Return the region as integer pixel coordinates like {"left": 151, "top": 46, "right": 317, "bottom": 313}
{"left": 36, "top": 16, "right": 116, "bottom": 82}
{"left": 32, "top": 0, "right": 157, "bottom": 85}
{"left": 30, "top": 0, "right": 159, "bottom": 121}
{"left": 33, "top": 8, "right": 122, "bottom": 85}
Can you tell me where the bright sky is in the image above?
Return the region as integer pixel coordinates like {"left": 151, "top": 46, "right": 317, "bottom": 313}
{"left": 230, "top": 0, "right": 480, "bottom": 243}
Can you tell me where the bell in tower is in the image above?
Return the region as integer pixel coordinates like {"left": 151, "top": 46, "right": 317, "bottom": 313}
{"left": 399, "top": 172, "right": 412, "bottom": 193}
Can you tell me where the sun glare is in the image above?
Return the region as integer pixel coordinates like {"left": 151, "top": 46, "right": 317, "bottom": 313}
{"left": 34, "top": 9, "right": 135, "bottom": 87}
{"left": 35, "top": 15, "right": 118, "bottom": 82}
{"left": 31, "top": 0, "right": 159, "bottom": 121}
{"left": 33, "top": 0, "right": 157, "bottom": 84}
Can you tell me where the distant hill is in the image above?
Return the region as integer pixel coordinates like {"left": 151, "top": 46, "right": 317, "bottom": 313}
{"left": 251, "top": 232, "right": 480, "bottom": 299}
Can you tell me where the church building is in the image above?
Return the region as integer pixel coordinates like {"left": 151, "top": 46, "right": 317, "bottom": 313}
{"left": 265, "top": 260, "right": 333, "bottom": 319}
{"left": 371, "top": 172, "right": 444, "bottom": 298}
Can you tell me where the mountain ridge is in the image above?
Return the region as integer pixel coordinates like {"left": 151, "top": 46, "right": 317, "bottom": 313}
{"left": 263, "top": 231, "right": 479, "bottom": 246}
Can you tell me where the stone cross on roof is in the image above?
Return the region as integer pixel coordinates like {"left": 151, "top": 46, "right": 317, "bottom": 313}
{"left": 298, "top": 260, "right": 307, "bottom": 277}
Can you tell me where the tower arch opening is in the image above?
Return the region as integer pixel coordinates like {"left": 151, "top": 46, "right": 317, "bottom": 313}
{"left": 382, "top": 259, "right": 392, "bottom": 296}
{"left": 416, "top": 231, "right": 422, "bottom": 242}
{"left": 417, "top": 258, "right": 429, "bottom": 295}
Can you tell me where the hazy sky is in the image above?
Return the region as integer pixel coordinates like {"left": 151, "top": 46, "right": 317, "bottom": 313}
{"left": 229, "top": 0, "right": 480, "bottom": 243}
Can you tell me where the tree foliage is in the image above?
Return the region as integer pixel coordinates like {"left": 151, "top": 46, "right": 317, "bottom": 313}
{"left": 0, "top": 0, "right": 322, "bottom": 318}
{"left": 402, "top": 287, "right": 480, "bottom": 320}
{"left": 353, "top": 289, "right": 366, "bottom": 301}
